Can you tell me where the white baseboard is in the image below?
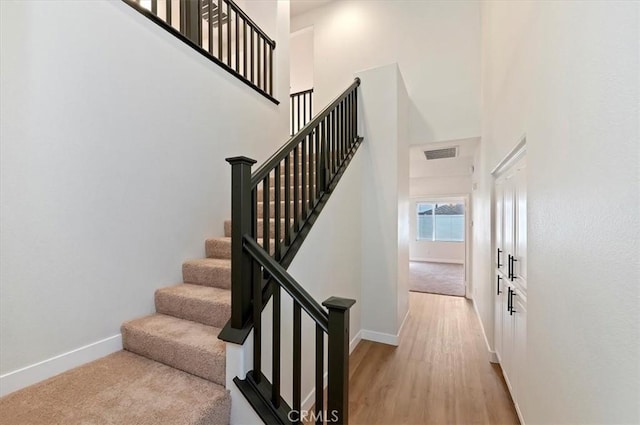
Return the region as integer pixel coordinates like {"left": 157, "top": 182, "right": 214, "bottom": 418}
{"left": 349, "top": 330, "right": 362, "bottom": 354}
{"left": 397, "top": 310, "right": 409, "bottom": 338}
{"left": 470, "top": 299, "right": 499, "bottom": 363}
{"left": 302, "top": 371, "right": 329, "bottom": 411}
{"left": 0, "top": 334, "right": 122, "bottom": 397}
{"left": 361, "top": 329, "right": 398, "bottom": 346}
{"left": 410, "top": 257, "right": 464, "bottom": 265}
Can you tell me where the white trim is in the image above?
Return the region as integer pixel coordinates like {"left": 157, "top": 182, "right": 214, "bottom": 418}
{"left": 302, "top": 372, "right": 329, "bottom": 411}
{"left": 514, "top": 401, "right": 526, "bottom": 425}
{"left": 471, "top": 299, "right": 499, "bottom": 364}
{"left": 397, "top": 310, "right": 409, "bottom": 338}
{"left": 0, "top": 334, "right": 122, "bottom": 397}
{"left": 349, "top": 330, "right": 362, "bottom": 354}
{"left": 361, "top": 329, "right": 398, "bottom": 346}
{"left": 410, "top": 257, "right": 464, "bottom": 264}
{"left": 491, "top": 135, "right": 527, "bottom": 177}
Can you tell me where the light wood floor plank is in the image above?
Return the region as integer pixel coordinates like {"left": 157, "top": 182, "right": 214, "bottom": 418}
{"left": 347, "top": 292, "right": 519, "bottom": 425}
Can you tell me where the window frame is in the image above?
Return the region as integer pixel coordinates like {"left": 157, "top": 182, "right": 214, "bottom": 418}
{"left": 415, "top": 201, "right": 465, "bottom": 243}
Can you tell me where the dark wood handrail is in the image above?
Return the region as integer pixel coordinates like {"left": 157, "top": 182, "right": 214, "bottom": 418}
{"left": 252, "top": 78, "right": 360, "bottom": 185}
{"left": 290, "top": 88, "right": 314, "bottom": 97}
{"left": 243, "top": 236, "right": 329, "bottom": 332}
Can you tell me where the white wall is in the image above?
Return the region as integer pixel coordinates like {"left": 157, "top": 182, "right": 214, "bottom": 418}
{"left": 291, "top": 0, "right": 481, "bottom": 145}
{"left": 357, "top": 63, "right": 409, "bottom": 344}
{"left": 410, "top": 175, "right": 472, "bottom": 198}
{"left": 290, "top": 26, "right": 314, "bottom": 93}
{"left": 0, "top": 0, "right": 289, "bottom": 380}
{"left": 474, "top": 1, "right": 640, "bottom": 423}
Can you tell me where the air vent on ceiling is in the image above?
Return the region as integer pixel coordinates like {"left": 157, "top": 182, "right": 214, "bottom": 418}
{"left": 424, "top": 147, "right": 458, "bottom": 160}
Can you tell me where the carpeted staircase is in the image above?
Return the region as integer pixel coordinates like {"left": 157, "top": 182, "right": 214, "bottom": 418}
{"left": 0, "top": 231, "right": 240, "bottom": 424}
{"left": 1, "top": 156, "right": 311, "bottom": 424}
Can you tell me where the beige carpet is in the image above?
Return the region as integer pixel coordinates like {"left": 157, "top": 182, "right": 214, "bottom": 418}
{"left": 1, "top": 231, "right": 237, "bottom": 424}
{"left": 409, "top": 261, "right": 465, "bottom": 297}
{"left": 0, "top": 351, "right": 230, "bottom": 425}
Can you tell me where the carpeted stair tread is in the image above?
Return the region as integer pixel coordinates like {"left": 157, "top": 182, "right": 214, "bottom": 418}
{"left": 205, "top": 237, "right": 275, "bottom": 259}
{"left": 155, "top": 284, "right": 230, "bottom": 328}
{"left": 0, "top": 350, "right": 230, "bottom": 425}
{"left": 205, "top": 237, "right": 232, "bottom": 259}
{"left": 121, "top": 314, "right": 225, "bottom": 385}
{"left": 182, "top": 258, "right": 231, "bottom": 288}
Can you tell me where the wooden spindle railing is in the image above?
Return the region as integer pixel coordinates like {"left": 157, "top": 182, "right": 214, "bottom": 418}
{"left": 290, "top": 88, "right": 314, "bottom": 135}
{"left": 221, "top": 78, "right": 362, "bottom": 424}
{"left": 123, "top": 0, "right": 277, "bottom": 103}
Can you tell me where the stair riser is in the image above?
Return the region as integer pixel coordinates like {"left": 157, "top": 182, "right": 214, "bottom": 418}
{"left": 155, "top": 291, "right": 230, "bottom": 328}
{"left": 205, "top": 239, "right": 231, "bottom": 259}
{"left": 182, "top": 263, "right": 230, "bottom": 288}
{"left": 206, "top": 238, "right": 275, "bottom": 259}
{"left": 122, "top": 327, "right": 225, "bottom": 386}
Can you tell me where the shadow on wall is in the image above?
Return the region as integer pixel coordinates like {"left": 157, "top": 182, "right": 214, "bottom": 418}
{"left": 408, "top": 95, "right": 435, "bottom": 143}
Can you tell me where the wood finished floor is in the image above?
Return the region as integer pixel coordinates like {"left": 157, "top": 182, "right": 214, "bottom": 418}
{"left": 347, "top": 292, "right": 519, "bottom": 425}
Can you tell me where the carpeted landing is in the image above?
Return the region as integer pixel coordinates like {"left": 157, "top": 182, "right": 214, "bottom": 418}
{"left": 0, "top": 233, "right": 240, "bottom": 424}
{"left": 0, "top": 351, "right": 230, "bottom": 425}
{"left": 409, "top": 261, "right": 465, "bottom": 297}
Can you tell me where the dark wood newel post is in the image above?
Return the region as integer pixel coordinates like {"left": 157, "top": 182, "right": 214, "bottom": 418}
{"left": 226, "top": 156, "right": 257, "bottom": 329}
{"left": 323, "top": 296, "right": 356, "bottom": 425}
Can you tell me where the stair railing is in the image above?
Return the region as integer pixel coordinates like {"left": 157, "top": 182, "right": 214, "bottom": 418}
{"left": 290, "top": 88, "right": 314, "bottom": 135}
{"left": 221, "top": 78, "right": 362, "bottom": 424}
{"left": 123, "top": 0, "right": 277, "bottom": 103}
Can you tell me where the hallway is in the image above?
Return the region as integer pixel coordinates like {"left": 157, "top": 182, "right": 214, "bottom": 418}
{"left": 348, "top": 292, "right": 519, "bottom": 424}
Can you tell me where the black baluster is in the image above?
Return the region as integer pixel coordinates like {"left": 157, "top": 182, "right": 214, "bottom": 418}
{"left": 274, "top": 164, "right": 281, "bottom": 260}
{"left": 284, "top": 155, "right": 291, "bottom": 245}
{"left": 272, "top": 281, "right": 281, "bottom": 407}
{"left": 226, "top": 2, "right": 231, "bottom": 65}
{"left": 294, "top": 146, "right": 300, "bottom": 231}
{"left": 207, "top": 0, "right": 213, "bottom": 54}
{"left": 302, "top": 140, "right": 307, "bottom": 218}
{"left": 250, "top": 27, "right": 254, "bottom": 83}
{"left": 235, "top": 10, "right": 239, "bottom": 71}
{"left": 293, "top": 302, "right": 302, "bottom": 422}
{"left": 243, "top": 20, "right": 248, "bottom": 77}
{"left": 263, "top": 174, "right": 270, "bottom": 255}
{"left": 217, "top": 0, "right": 222, "bottom": 60}
{"left": 315, "top": 324, "right": 324, "bottom": 425}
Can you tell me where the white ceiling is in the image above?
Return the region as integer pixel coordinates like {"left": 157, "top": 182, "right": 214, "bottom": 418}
{"left": 410, "top": 137, "right": 479, "bottom": 179}
{"left": 290, "top": 0, "right": 334, "bottom": 18}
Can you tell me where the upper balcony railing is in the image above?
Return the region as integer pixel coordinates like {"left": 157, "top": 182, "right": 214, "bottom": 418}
{"left": 290, "top": 88, "right": 313, "bottom": 135}
{"left": 123, "top": 0, "right": 278, "bottom": 103}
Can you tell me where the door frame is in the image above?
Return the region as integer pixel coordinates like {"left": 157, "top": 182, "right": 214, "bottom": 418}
{"left": 409, "top": 194, "right": 471, "bottom": 297}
